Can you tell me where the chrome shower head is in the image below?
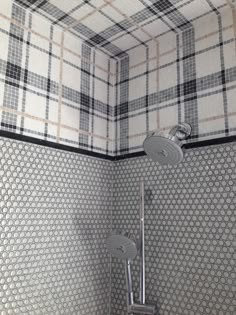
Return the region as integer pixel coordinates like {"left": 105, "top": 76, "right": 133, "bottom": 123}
{"left": 143, "top": 123, "right": 191, "bottom": 165}
{"left": 106, "top": 230, "right": 138, "bottom": 260}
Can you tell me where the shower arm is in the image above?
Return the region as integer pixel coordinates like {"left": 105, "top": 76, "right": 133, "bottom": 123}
{"left": 169, "top": 123, "right": 192, "bottom": 141}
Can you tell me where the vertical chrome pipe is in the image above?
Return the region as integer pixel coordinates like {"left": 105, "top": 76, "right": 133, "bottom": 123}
{"left": 125, "top": 259, "right": 134, "bottom": 306}
{"left": 140, "top": 181, "right": 145, "bottom": 304}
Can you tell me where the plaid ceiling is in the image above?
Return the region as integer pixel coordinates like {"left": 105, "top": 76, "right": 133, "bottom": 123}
{"left": 114, "top": 1, "right": 236, "bottom": 155}
{"left": 13, "top": 0, "right": 231, "bottom": 58}
{"left": 0, "top": 0, "right": 236, "bottom": 159}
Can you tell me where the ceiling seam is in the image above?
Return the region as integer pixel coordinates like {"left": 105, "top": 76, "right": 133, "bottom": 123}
{"left": 10, "top": 0, "right": 116, "bottom": 71}
{"left": 102, "top": 0, "right": 159, "bottom": 45}
{"left": 62, "top": 0, "right": 121, "bottom": 61}
{"left": 225, "top": 0, "right": 236, "bottom": 55}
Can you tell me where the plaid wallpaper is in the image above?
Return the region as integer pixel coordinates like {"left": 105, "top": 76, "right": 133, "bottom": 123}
{"left": 115, "top": 2, "right": 236, "bottom": 155}
{"left": 0, "top": 0, "right": 115, "bottom": 156}
{"left": 0, "top": 0, "right": 236, "bottom": 158}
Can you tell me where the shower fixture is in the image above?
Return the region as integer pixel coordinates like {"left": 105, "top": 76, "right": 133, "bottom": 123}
{"left": 106, "top": 183, "right": 156, "bottom": 315}
{"left": 143, "top": 123, "right": 191, "bottom": 165}
{"left": 106, "top": 231, "right": 138, "bottom": 261}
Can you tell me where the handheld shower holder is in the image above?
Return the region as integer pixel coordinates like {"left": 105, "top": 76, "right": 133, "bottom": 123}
{"left": 127, "top": 302, "right": 156, "bottom": 314}
{"left": 125, "top": 259, "right": 156, "bottom": 314}
{"left": 106, "top": 182, "right": 157, "bottom": 314}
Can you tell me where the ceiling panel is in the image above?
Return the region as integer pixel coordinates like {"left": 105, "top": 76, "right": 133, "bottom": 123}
{"left": 15, "top": 0, "right": 229, "bottom": 58}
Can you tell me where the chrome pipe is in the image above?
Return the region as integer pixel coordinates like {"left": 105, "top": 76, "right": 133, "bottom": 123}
{"left": 140, "top": 181, "right": 145, "bottom": 304}
{"left": 128, "top": 303, "right": 156, "bottom": 314}
{"left": 169, "top": 122, "right": 192, "bottom": 140}
{"left": 125, "top": 259, "right": 134, "bottom": 306}
{"left": 122, "top": 181, "right": 156, "bottom": 314}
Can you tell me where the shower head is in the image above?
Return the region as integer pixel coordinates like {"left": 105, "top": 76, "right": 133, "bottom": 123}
{"left": 143, "top": 123, "right": 191, "bottom": 165}
{"left": 106, "top": 230, "right": 138, "bottom": 260}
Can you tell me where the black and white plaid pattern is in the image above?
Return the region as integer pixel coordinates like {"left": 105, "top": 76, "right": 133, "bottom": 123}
{"left": 0, "top": 1, "right": 114, "bottom": 155}
{"left": 0, "top": 0, "right": 236, "bottom": 158}
{"left": 12, "top": 0, "right": 233, "bottom": 57}
{"left": 114, "top": 1, "right": 236, "bottom": 155}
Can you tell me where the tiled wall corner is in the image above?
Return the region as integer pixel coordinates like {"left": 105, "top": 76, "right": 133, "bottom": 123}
{"left": 112, "top": 142, "right": 236, "bottom": 315}
{"left": 0, "top": 136, "right": 113, "bottom": 315}
{"left": 0, "top": 0, "right": 115, "bottom": 156}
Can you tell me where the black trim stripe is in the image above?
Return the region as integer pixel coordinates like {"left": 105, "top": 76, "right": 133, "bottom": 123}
{"left": 0, "top": 131, "right": 235, "bottom": 162}
{"left": 0, "top": 130, "right": 113, "bottom": 161}
{"left": 114, "top": 136, "right": 236, "bottom": 160}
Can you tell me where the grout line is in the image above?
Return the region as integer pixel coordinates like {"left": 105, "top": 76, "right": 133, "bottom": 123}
{"left": 64, "top": 0, "right": 115, "bottom": 32}
{"left": 118, "top": 3, "right": 229, "bottom": 53}
{"left": 57, "top": 32, "right": 64, "bottom": 143}
{"left": 225, "top": 0, "right": 235, "bottom": 9}
{"left": 1, "top": 8, "right": 232, "bottom": 75}
{"left": 117, "top": 25, "right": 233, "bottom": 74}
{"left": 232, "top": 9, "right": 236, "bottom": 53}
{"left": 0, "top": 11, "right": 60, "bottom": 46}
{"left": 156, "top": 110, "right": 160, "bottom": 132}
{"left": 0, "top": 105, "right": 57, "bottom": 126}
{"left": 116, "top": 112, "right": 236, "bottom": 141}
{"left": 156, "top": 42, "right": 160, "bottom": 95}
{"left": 225, "top": 0, "right": 236, "bottom": 53}
{"left": 0, "top": 105, "right": 113, "bottom": 141}
{"left": 14, "top": 0, "right": 117, "bottom": 61}
{"left": 64, "top": 46, "right": 114, "bottom": 75}
{"left": 102, "top": 0, "right": 159, "bottom": 44}
{"left": 200, "top": 111, "right": 236, "bottom": 122}
{"left": 156, "top": 42, "right": 160, "bottom": 131}
{"left": 0, "top": 12, "right": 115, "bottom": 76}
{"left": 195, "top": 24, "right": 232, "bottom": 42}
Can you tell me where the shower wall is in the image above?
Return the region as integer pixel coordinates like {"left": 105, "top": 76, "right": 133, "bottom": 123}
{"left": 115, "top": 2, "right": 236, "bottom": 156}
{"left": 0, "top": 0, "right": 115, "bottom": 156}
{"left": 0, "top": 2, "right": 115, "bottom": 314}
{"left": 1, "top": 1, "right": 236, "bottom": 159}
{"left": 112, "top": 142, "right": 236, "bottom": 315}
{"left": 0, "top": 1, "right": 235, "bottom": 315}
{"left": 0, "top": 136, "right": 113, "bottom": 314}
{"left": 112, "top": 3, "right": 236, "bottom": 314}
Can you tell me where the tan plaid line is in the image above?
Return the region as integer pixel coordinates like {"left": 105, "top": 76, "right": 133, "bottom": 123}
{"left": 0, "top": 106, "right": 113, "bottom": 142}
{"left": 64, "top": 47, "right": 114, "bottom": 76}
{"left": 225, "top": 0, "right": 235, "bottom": 9}
{"left": 0, "top": 12, "right": 113, "bottom": 76}
{"left": 0, "top": 12, "right": 60, "bottom": 47}
{"left": 102, "top": 0, "right": 159, "bottom": 44}
{"left": 200, "top": 112, "right": 236, "bottom": 123}
{"left": 116, "top": 112, "right": 236, "bottom": 141}
{"left": 0, "top": 105, "right": 57, "bottom": 126}
{"left": 3, "top": 4, "right": 230, "bottom": 75}
{"left": 232, "top": 9, "right": 236, "bottom": 53}
{"left": 56, "top": 32, "right": 64, "bottom": 143}
{"left": 103, "top": 0, "right": 161, "bottom": 135}
{"left": 156, "top": 42, "right": 160, "bottom": 130}
{"left": 117, "top": 24, "right": 233, "bottom": 73}
{"left": 64, "top": 0, "right": 115, "bottom": 32}
{"left": 225, "top": 0, "right": 236, "bottom": 54}
{"left": 156, "top": 43, "right": 160, "bottom": 93}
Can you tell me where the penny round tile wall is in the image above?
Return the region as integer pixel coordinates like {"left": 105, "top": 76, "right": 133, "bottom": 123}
{"left": 112, "top": 143, "right": 236, "bottom": 315}
{"left": 0, "top": 136, "right": 113, "bottom": 315}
